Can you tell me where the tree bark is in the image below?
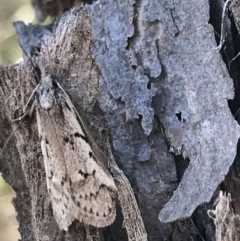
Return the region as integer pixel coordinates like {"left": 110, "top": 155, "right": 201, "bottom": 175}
{"left": 1, "top": 0, "right": 240, "bottom": 240}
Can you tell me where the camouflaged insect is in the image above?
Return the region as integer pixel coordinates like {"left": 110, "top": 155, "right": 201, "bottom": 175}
{"left": 4, "top": 6, "right": 148, "bottom": 240}
{"left": 35, "top": 73, "right": 148, "bottom": 241}
{"left": 36, "top": 73, "right": 117, "bottom": 230}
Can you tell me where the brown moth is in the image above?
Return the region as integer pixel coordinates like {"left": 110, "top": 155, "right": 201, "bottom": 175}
{"left": 35, "top": 73, "right": 118, "bottom": 230}
{"left": 33, "top": 71, "right": 148, "bottom": 241}
{"left": 12, "top": 9, "right": 147, "bottom": 239}
{"left": 11, "top": 65, "right": 148, "bottom": 240}
{"left": 3, "top": 6, "right": 148, "bottom": 240}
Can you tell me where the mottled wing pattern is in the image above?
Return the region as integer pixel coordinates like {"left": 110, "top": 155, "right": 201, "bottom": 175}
{"left": 36, "top": 107, "right": 78, "bottom": 230}
{"left": 60, "top": 99, "right": 117, "bottom": 227}
{"left": 36, "top": 84, "right": 117, "bottom": 230}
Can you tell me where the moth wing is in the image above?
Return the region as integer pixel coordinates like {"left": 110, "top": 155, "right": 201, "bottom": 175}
{"left": 37, "top": 108, "right": 78, "bottom": 231}
{"left": 37, "top": 95, "right": 117, "bottom": 229}
{"left": 60, "top": 100, "right": 117, "bottom": 227}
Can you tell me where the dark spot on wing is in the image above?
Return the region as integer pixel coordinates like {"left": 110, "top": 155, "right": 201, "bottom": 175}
{"left": 74, "top": 132, "right": 81, "bottom": 137}
{"left": 109, "top": 207, "right": 112, "bottom": 213}
{"left": 89, "top": 151, "right": 93, "bottom": 158}
{"left": 90, "top": 208, "right": 93, "bottom": 214}
{"left": 78, "top": 169, "right": 88, "bottom": 178}
{"left": 96, "top": 212, "right": 99, "bottom": 216}
{"left": 46, "top": 149, "right": 50, "bottom": 159}
{"left": 61, "top": 175, "right": 68, "bottom": 186}
{"left": 48, "top": 171, "right": 53, "bottom": 179}
{"left": 45, "top": 139, "right": 49, "bottom": 144}
{"left": 69, "top": 178, "right": 72, "bottom": 186}
{"left": 63, "top": 137, "right": 69, "bottom": 143}
{"left": 73, "top": 132, "right": 89, "bottom": 143}
{"left": 77, "top": 201, "right": 80, "bottom": 207}
{"left": 103, "top": 213, "right": 106, "bottom": 217}
{"left": 92, "top": 170, "right": 96, "bottom": 175}
{"left": 84, "top": 206, "right": 87, "bottom": 211}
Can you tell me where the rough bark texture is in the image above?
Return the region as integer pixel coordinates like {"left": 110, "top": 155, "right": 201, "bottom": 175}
{"left": 208, "top": 191, "right": 240, "bottom": 241}
{"left": 2, "top": 0, "right": 240, "bottom": 241}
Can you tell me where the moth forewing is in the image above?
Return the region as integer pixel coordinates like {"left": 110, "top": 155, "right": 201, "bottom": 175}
{"left": 36, "top": 74, "right": 117, "bottom": 230}
{"left": 36, "top": 100, "right": 79, "bottom": 231}
{"left": 61, "top": 105, "right": 117, "bottom": 191}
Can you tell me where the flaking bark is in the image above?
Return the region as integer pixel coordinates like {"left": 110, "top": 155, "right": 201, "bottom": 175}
{"left": 2, "top": 1, "right": 240, "bottom": 241}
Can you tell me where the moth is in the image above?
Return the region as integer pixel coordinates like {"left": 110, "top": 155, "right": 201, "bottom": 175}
{"left": 35, "top": 72, "right": 118, "bottom": 230}
{"left": 10, "top": 42, "right": 147, "bottom": 241}
{"left": 26, "top": 67, "right": 147, "bottom": 240}
{"left": 2, "top": 7, "right": 147, "bottom": 240}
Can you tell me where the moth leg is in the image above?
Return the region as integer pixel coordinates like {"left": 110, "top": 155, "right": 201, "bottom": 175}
{"left": 12, "top": 84, "right": 39, "bottom": 122}
{"left": 12, "top": 110, "right": 30, "bottom": 122}
{"left": 23, "top": 84, "right": 39, "bottom": 112}
{"left": 12, "top": 98, "right": 37, "bottom": 122}
{"left": 28, "top": 98, "right": 37, "bottom": 117}
{"left": 106, "top": 141, "right": 148, "bottom": 241}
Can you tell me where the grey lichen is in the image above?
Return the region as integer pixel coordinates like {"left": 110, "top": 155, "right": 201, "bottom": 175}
{"left": 88, "top": 0, "right": 156, "bottom": 136}
{"left": 158, "top": 0, "right": 240, "bottom": 222}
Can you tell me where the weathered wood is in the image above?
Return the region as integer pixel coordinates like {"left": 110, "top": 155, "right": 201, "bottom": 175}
{"left": 1, "top": 0, "right": 240, "bottom": 240}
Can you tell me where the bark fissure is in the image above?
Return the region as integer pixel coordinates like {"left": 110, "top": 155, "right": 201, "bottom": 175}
{"left": 2, "top": 1, "right": 240, "bottom": 240}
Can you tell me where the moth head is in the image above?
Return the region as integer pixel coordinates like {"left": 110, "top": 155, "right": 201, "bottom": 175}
{"left": 41, "top": 73, "right": 54, "bottom": 87}
{"left": 36, "top": 74, "right": 58, "bottom": 110}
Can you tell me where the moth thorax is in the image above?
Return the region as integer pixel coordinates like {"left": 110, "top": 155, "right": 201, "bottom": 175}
{"left": 38, "top": 89, "right": 56, "bottom": 110}
{"left": 36, "top": 74, "right": 58, "bottom": 110}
